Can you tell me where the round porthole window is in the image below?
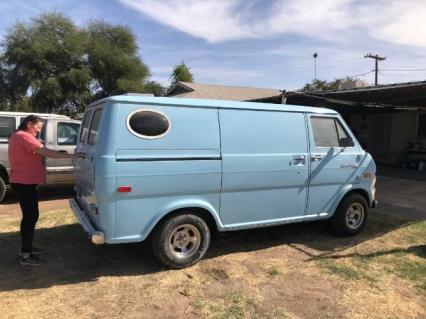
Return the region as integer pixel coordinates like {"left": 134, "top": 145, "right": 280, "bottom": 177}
{"left": 127, "top": 109, "right": 171, "bottom": 139}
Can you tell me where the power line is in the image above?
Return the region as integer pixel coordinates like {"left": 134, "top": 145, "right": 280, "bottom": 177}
{"left": 349, "top": 70, "right": 375, "bottom": 77}
{"left": 381, "top": 68, "right": 426, "bottom": 72}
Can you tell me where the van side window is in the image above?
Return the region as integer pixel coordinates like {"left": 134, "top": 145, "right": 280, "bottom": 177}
{"left": 88, "top": 109, "right": 103, "bottom": 145}
{"left": 80, "top": 112, "right": 92, "bottom": 143}
{"left": 127, "top": 110, "right": 170, "bottom": 139}
{"left": 0, "top": 117, "right": 16, "bottom": 142}
{"left": 310, "top": 117, "right": 350, "bottom": 147}
{"left": 57, "top": 122, "right": 80, "bottom": 145}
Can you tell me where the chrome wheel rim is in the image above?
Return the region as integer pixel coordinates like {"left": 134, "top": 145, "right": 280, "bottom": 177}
{"left": 346, "top": 203, "right": 365, "bottom": 230}
{"left": 168, "top": 224, "right": 201, "bottom": 259}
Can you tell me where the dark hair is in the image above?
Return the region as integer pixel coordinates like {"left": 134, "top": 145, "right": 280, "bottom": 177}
{"left": 17, "top": 115, "right": 43, "bottom": 131}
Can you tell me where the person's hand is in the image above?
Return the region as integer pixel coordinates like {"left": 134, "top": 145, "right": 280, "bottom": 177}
{"left": 73, "top": 152, "right": 85, "bottom": 159}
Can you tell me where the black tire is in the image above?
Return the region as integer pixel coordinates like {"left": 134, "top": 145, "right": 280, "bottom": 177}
{"left": 0, "top": 177, "right": 6, "bottom": 203}
{"left": 330, "top": 193, "right": 368, "bottom": 236}
{"left": 151, "top": 213, "right": 210, "bottom": 269}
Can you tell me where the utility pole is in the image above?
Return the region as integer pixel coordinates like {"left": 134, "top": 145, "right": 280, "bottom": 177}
{"left": 364, "top": 53, "right": 386, "bottom": 86}
{"left": 313, "top": 53, "right": 318, "bottom": 80}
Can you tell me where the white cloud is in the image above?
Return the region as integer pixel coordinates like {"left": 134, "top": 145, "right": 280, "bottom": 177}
{"left": 370, "top": 1, "right": 426, "bottom": 47}
{"left": 119, "top": 0, "right": 426, "bottom": 47}
{"left": 119, "top": 0, "right": 252, "bottom": 42}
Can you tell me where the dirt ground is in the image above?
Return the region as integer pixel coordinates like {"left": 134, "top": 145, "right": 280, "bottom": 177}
{"left": 0, "top": 173, "right": 424, "bottom": 318}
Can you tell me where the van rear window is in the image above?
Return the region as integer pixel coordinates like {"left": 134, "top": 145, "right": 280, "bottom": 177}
{"left": 88, "top": 109, "right": 103, "bottom": 145}
{"left": 79, "top": 111, "right": 92, "bottom": 143}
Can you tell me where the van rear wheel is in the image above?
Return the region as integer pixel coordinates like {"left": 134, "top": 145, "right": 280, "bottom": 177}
{"left": 151, "top": 213, "right": 210, "bottom": 269}
{"left": 331, "top": 194, "right": 368, "bottom": 236}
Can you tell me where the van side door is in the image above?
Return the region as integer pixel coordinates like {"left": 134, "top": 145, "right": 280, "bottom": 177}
{"left": 306, "top": 115, "right": 363, "bottom": 216}
{"left": 219, "top": 110, "right": 309, "bottom": 227}
{"left": 53, "top": 119, "right": 80, "bottom": 183}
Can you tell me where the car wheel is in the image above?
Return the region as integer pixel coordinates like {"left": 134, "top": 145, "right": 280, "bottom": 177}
{"left": 0, "top": 177, "right": 6, "bottom": 203}
{"left": 331, "top": 193, "right": 368, "bottom": 236}
{"left": 151, "top": 213, "right": 210, "bottom": 269}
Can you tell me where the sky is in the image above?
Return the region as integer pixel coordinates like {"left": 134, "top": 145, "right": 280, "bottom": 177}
{"left": 1, "top": 0, "right": 426, "bottom": 90}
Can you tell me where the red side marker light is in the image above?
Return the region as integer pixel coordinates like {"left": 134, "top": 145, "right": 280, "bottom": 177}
{"left": 118, "top": 186, "right": 132, "bottom": 193}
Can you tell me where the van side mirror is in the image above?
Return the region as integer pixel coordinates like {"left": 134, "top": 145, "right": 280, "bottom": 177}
{"left": 339, "top": 137, "right": 354, "bottom": 147}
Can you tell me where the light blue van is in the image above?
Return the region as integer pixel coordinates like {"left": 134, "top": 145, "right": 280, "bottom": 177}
{"left": 70, "top": 95, "right": 377, "bottom": 268}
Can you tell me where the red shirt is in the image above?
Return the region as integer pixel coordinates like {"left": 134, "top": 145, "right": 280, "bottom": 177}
{"left": 8, "top": 130, "right": 46, "bottom": 185}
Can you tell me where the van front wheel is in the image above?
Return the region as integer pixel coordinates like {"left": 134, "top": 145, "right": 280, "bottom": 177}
{"left": 331, "top": 194, "right": 368, "bottom": 236}
{"left": 151, "top": 214, "right": 211, "bottom": 269}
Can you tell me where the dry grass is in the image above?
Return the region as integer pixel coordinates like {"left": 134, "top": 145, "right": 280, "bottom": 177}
{"left": 0, "top": 209, "right": 424, "bottom": 319}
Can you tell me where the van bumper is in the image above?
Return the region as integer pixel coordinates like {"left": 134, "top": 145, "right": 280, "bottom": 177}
{"left": 69, "top": 198, "right": 105, "bottom": 245}
{"left": 371, "top": 200, "right": 379, "bottom": 208}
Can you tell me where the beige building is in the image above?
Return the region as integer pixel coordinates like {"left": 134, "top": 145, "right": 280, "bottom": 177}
{"left": 165, "top": 81, "right": 283, "bottom": 102}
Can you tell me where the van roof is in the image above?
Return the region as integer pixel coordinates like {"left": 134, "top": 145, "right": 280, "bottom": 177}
{"left": 88, "top": 95, "right": 338, "bottom": 114}
{"left": 0, "top": 111, "right": 71, "bottom": 119}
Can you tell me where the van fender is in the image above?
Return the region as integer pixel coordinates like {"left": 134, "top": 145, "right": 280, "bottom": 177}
{"left": 140, "top": 199, "right": 225, "bottom": 241}
{"left": 329, "top": 184, "right": 372, "bottom": 217}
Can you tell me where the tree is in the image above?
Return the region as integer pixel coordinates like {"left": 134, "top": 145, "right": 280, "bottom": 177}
{"left": 141, "top": 81, "right": 166, "bottom": 96}
{"left": 0, "top": 13, "right": 153, "bottom": 114}
{"left": 0, "top": 63, "right": 7, "bottom": 109}
{"left": 302, "top": 79, "right": 337, "bottom": 92}
{"left": 1, "top": 13, "right": 92, "bottom": 114}
{"left": 170, "top": 61, "right": 193, "bottom": 85}
{"left": 86, "top": 20, "right": 150, "bottom": 99}
{"left": 301, "top": 77, "right": 367, "bottom": 92}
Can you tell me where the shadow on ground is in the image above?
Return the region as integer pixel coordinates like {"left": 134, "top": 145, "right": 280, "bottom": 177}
{"left": 0, "top": 209, "right": 422, "bottom": 292}
{"left": 377, "top": 164, "right": 426, "bottom": 182}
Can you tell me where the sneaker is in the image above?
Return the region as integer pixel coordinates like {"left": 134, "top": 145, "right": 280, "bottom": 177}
{"left": 20, "top": 254, "right": 45, "bottom": 266}
{"left": 30, "top": 246, "right": 44, "bottom": 255}
{"left": 19, "top": 246, "right": 44, "bottom": 256}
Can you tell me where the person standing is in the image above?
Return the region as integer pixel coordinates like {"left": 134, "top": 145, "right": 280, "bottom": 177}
{"left": 8, "top": 115, "right": 83, "bottom": 266}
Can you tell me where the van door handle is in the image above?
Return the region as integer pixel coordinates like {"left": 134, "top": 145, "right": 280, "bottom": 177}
{"left": 311, "top": 154, "right": 324, "bottom": 161}
{"left": 292, "top": 155, "right": 306, "bottom": 166}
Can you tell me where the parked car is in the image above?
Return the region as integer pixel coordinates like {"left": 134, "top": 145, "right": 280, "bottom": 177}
{"left": 70, "top": 95, "right": 377, "bottom": 269}
{"left": 0, "top": 112, "right": 81, "bottom": 202}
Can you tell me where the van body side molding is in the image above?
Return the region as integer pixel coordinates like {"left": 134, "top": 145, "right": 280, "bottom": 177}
{"left": 116, "top": 156, "right": 222, "bottom": 162}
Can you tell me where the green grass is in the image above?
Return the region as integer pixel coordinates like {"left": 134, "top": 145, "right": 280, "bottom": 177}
{"left": 211, "top": 290, "right": 259, "bottom": 319}
{"left": 318, "top": 260, "right": 361, "bottom": 280}
{"left": 403, "top": 221, "right": 426, "bottom": 243}
{"left": 394, "top": 258, "right": 426, "bottom": 291}
{"left": 266, "top": 266, "right": 281, "bottom": 277}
